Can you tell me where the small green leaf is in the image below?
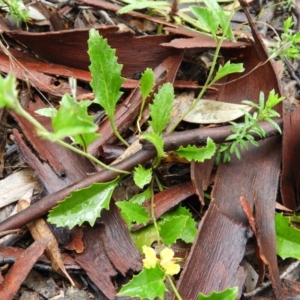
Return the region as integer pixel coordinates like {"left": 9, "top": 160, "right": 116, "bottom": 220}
{"left": 176, "top": 137, "right": 216, "bottom": 162}
{"left": 131, "top": 224, "right": 158, "bottom": 252}
{"left": 149, "top": 82, "right": 174, "bottom": 134}
{"left": 140, "top": 68, "right": 154, "bottom": 101}
{"left": 275, "top": 213, "right": 300, "bottom": 260}
{"left": 129, "top": 187, "right": 152, "bottom": 204}
{"left": 213, "top": 61, "right": 244, "bottom": 83}
{"left": 134, "top": 165, "right": 152, "bottom": 189}
{"left": 176, "top": 206, "right": 197, "bottom": 244}
{"left": 118, "top": 0, "right": 170, "bottom": 14}
{"left": 118, "top": 264, "right": 167, "bottom": 300}
{"left": 190, "top": 6, "right": 218, "bottom": 36}
{"left": 117, "top": 201, "right": 151, "bottom": 226}
{"left": 48, "top": 178, "right": 119, "bottom": 229}
{"left": 141, "top": 132, "right": 165, "bottom": 159}
{"left": 88, "top": 29, "right": 124, "bottom": 118}
{"left": 265, "top": 89, "right": 284, "bottom": 109}
{"left": 198, "top": 286, "right": 238, "bottom": 300}
{"left": 201, "top": 0, "right": 234, "bottom": 40}
{"left": 0, "top": 74, "right": 20, "bottom": 110}
{"left": 159, "top": 215, "right": 188, "bottom": 246}
{"left": 160, "top": 206, "right": 197, "bottom": 244}
{"left": 45, "top": 94, "right": 100, "bottom": 148}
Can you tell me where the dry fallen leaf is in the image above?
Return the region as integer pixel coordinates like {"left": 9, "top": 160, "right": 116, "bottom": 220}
{"left": 183, "top": 99, "right": 252, "bottom": 124}
{"left": 17, "top": 200, "right": 74, "bottom": 286}
{"left": 0, "top": 169, "right": 42, "bottom": 209}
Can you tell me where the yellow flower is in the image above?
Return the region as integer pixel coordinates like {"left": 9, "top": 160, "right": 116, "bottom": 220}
{"left": 142, "top": 246, "right": 158, "bottom": 268}
{"left": 159, "top": 247, "right": 180, "bottom": 275}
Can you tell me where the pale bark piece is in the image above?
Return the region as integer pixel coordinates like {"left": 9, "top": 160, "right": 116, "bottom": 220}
{"left": 0, "top": 169, "right": 41, "bottom": 209}
{"left": 23, "top": 270, "right": 60, "bottom": 299}
{"left": 0, "top": 237, "right": 50, "bottom": 300}
{"left": 281, "top": 105, "right": 300, "bottom": 210}
{"left": 19, "top": 291, "right": 40, "bottom": 300}
{"left": 18, "top": 199, "right": 74, "bottom": 286}
{"left": 100, "top": 201, "right": 142, "bottom": 274}
{"left": 74, "top": 227, "right": 118, "bottom": 300}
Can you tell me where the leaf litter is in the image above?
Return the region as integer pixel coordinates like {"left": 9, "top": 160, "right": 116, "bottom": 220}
{"left": 0, "top": 0, "right": 300, "bottom": 299}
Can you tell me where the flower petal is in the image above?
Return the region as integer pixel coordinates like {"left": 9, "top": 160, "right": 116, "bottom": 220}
{"left": 142, "top": 246, "right": 158, "bottom": 268}
{"left": 160, "top": 247, "right": 174, "bottom": 264}
{"left": 161, "top": 261, "right": 180, "bottom": 275}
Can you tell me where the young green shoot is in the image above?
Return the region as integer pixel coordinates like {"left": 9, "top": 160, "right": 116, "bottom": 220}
{"left": 137, "top": 68, "right": 155, "bottom": 133}
{"left": 216, "top": 90, "right": 284, "bottom": 164}
{"left": 88, "top": 29, "right": 129, "bottom": 147}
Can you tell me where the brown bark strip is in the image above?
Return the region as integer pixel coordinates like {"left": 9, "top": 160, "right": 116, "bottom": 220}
{"left": 281, "top": 105, "right": 300, "bottom": 210}
{"left": 176, "top": 202, "right": 248, "bottom": 299}
{"left": 5, "top": 28, "right": 181, "bottom": 77}
{"left": 100, "top": 201, "right": 142, "bottom": 274}
{"left": 74, "top": 227, "right": 117, "bottom": 300}
{"left": 176, "top": 136, "right": 282, "bottom": 299}
{"left": 0, "top": 237, "right": 50, "bottom": 300}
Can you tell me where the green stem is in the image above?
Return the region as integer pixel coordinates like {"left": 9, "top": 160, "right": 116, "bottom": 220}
{"left": 169, "top": 0, "right": 238, "bottom": 133}
{"left": 56, "top": 139, "right": 130, "bottom": 174}
{"left": 149, "top": 176, "right": 183, "bottom": 299}
{"left": 109, "top": 117, "right": 129, "bottom": 147}
{"left": 150, "top": 177, "right": 161, "bottom": 252}
{"left": 16, "top": 106, "right": 130, "bottom": 175}
{"left": 166, "top": 275, "right": 183, "bottom": 300}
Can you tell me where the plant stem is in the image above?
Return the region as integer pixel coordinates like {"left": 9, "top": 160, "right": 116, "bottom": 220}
{"left": 166, "top": 275, "right": 183, "bottom": 300}
{"left": 168, "top": 0, "right": 238, "bottom": 133}
{"left": 16, "top": 106, "right": 130, "bottom": 175}
{"left": 109, "top": 117, "right": 129, "bottom": 147}
{"left": 150, "top": 177, "right": 161, "bottom": 252}
{"left": 56, "top": 139, "right": 130, "bottom": 174}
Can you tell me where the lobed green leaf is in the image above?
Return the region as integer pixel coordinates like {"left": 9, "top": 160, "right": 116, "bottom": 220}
{"left": 117, "top": 201, "right": 151, "bottom": 226}
{"left": 140, "top": 68, "right": 155, "bottom": 101}
{"left": 141, "top": 132, "right": 165, "bottom": 159}
{"left": 118, "top": 264, "right": 167, "bottom": 300}
{"left": 45, "top": 94, "right": 100, "bottom": 148}
{"left": 133, "top": 165, "right": 152, "bottom": 189}
{"left": 213, "top": 61, "right": 244, "bottom": 83}
{"left": 159, "top": 215, "right": 188, "bottom": 246}
{"left": 275, "top": 213, "right": 300, "bottom": 260}
{"left": 88, "top": 29, "right": 124, "bottom": 118}
{"left": 175, "top": 137, "right": 216, "bottom": 162}
{"left": 48, "top": 178, "right": 119, "bottom": 228}
{"left": 149, "top": 82, "right": 174, "bottom": 134}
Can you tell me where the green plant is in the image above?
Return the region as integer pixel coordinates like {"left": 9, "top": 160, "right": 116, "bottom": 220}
{"left": 216, "top": 90, "right": 284, "bottom": 164}
{"left": 283, "top": 0, "right": 295, "bottom": 12}
{"left": 118, "top": 0, "right": 236, "bottom": 36}
{"left": 0, "top": 0, "right": 29, "bottom": 23}
{"left": 269, "top": 16, "right": 300, "bottom": 61}
{"left": 0, "top": 0, "right": 284, "bottom": 297}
